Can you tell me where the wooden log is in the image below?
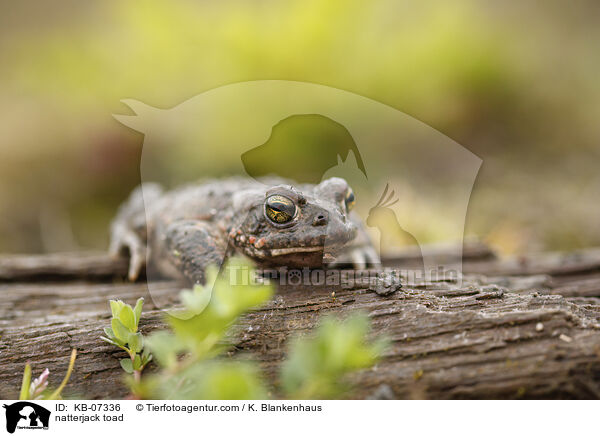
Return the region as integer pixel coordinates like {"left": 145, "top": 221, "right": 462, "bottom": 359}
{"left": 0, "top": 239, "right": 493, "bottom": 282}
{"left": 381, "top": 238, "right": 497, "bottom": 265}
{"left": 462, "top": 248, "right": 600, "bottom": 277}
{"left": 2, "top": 243, "right": 599, "bottom": 295}
{"left": 0, "top": 252, "right": 130, "bottom": 281}
{"left": 1, "top": 274, "right": 600, "bottom": 399}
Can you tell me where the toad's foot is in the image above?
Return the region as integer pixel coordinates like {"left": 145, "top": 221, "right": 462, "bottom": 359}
{"left": 343, "top": 270, "right": 402, "bottom": 296}
{"left": 328, "top": 245, "right": 381, "bottom": 269}
{"left": 109, "top": 226, "right": 147, "bottom": 281}
{"left": 164, "top": 220, "right": 228, "bottom": 285}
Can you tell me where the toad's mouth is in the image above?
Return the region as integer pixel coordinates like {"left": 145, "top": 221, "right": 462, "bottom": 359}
{"left": 267, "top": 245, "right": 342, "bottom": 263}
{"left": 268, "top": 246, "right": 324, "bottom": 256}
{"left": 247, "top": 242, "right": 345, "bottom": 266}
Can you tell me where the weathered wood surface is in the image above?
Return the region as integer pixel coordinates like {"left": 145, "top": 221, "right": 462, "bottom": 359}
{"left": 2, "top": 243, "right": 600, "bottom": 399}
{"left": 0, "top": 252, "right": 130, "bottom": 281}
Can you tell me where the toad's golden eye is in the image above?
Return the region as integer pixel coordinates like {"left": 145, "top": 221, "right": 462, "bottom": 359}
{"left": 345, "top": 188, "right": 356, "bottom": 211}
{"left": 265, "top": 194, "right": 297, "bottom": 224}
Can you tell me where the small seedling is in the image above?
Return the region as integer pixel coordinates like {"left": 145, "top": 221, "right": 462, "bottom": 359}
{"left": 101, "top": 297, "right": 152, "bottom": 382}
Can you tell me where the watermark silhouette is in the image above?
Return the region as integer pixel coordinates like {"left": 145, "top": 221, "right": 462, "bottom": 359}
{"left": 113, "top": 80, "right": 481, "bottom": 312}
{"left": 367, "top": 183, "right": 424, "bottom": 275}
{"left": 241, "top": 114, "right": 367, "bottom": 184}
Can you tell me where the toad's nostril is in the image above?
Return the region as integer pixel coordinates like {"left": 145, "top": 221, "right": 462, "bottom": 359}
{"left": 313, "top": 213, "right": 328, "bottom": 226}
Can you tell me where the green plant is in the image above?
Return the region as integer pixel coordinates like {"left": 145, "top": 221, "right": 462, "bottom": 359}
{"left": 136, "top": 260, "right": 273, "bottom": 399}
{"left": 18, "top": 349, "right": 77, "bottom": 400}
{"left": 281, "top": 314, "right": 388, "bottom": 399}
{"left": 100, "top": 297, "right": 152, "bottom": 382}
{"left": 103, "top": 258, "right": 386, "bottom": 399}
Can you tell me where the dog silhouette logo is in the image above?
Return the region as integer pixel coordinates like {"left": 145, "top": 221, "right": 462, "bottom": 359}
{"left": 241, "top": 114, "right": 367, "bottom": 184}
{"left": 3, "top": 402, "right": 50, "bottom": 433}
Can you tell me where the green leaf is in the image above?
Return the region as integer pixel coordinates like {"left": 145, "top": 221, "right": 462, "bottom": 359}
{"left": 111, "top": 318, "right": 130, "bottom": 343}
{"left": 47, "top": 349, "right": 77, "bottom": 400}
{"left": 145, "top": 331, "right": 183, "bottom": 368}
{"left": 180, "top": 285, "right": 212, "bottom": 315}
{"left": 19, "top": 364, "right": 32, "bottom": 400}
{"left": 128, "top": 332, "right": 144, "bottom": 353}
{"left": 103, "top": 327, "right": 116, "bottom": 339}
{"left": 133, "top": 297, "right": 144, "bottom": 326}
{"left": 133, "top": 354, "right": 142, "bottom": 371}
{"left": 141, "top": 353, "right": 153, "bottom": 366}
{"left": 119, "top": 305, "right": 136, "bottom": 332}
{"left": 120, "top": 358, "right": 133, "bottom": 374}
{"left": 141, "top": 347, "right": 153, "bottom": 366}
{"left": 100, "top": 336, "right": 125, "bottom": 349}
{"left": 110, "top": 300, "right": 125, "bottom": 319}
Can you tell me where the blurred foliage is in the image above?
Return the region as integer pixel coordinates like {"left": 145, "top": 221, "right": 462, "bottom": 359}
{"left": 127, "top": 260, "right": 274, "bottom": 399}
{"left": 0, "top": 0, "right": 599, "bottom": 253}
{"left": 281, "top": 314, "right": 388, "bottom": 399}
{"left": 124, "top": 259, "right": 384, "bottom": 399}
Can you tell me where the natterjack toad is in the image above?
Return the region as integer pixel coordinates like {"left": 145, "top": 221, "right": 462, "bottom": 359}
{"left": 110, "top": 177, "right": 379, "bottom": 284}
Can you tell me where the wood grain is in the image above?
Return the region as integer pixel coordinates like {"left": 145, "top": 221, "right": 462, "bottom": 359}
{"left": 2, "top": 244, "right": 600, "bottom": 399}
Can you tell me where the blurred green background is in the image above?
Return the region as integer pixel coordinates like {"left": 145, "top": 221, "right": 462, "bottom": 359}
{"left": 0, "top": 0, "right": 599, "bottom": 255}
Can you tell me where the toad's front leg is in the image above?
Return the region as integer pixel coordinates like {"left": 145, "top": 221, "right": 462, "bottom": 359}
{"left": 163, "top": 220, "right": 229, "bottom": 285}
